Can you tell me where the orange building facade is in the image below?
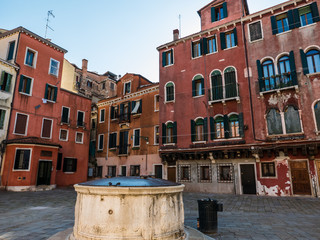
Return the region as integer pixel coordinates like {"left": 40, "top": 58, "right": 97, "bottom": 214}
{"left": 96, "top": 74, "right": 163, "bottom": 178}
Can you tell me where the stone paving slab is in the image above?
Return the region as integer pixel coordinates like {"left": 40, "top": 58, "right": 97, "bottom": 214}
{"left": 0, "top": 188, "right": 319, "bottom": 239}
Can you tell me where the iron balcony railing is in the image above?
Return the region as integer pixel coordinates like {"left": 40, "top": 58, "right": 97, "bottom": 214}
{"left": 208, "top": 83, "right": 239, "bottom": 102}
{"left": 258, "top": 72, "right": 297, "bottom": 92}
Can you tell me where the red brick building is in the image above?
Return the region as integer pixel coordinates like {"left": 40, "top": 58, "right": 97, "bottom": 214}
{"left": 158, "top": 0, "right": 320, "bottom": 197}
{"left": 96, "top": 74, "right": 162, "bottom": 178}
{"left": 0, "top": 27, "right": 91, "bottom": 191}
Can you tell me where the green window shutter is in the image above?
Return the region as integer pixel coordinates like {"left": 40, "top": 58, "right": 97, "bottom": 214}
{"left": 44, "top": 84, "right": 49, "bottom": 99}
{"left": 233, "top": 28, "right": 238, "bottom": 46}
{"left": 18, "top": 75, "right": 24, "bottom": 92}
{"left": 173, "top": 121, "right": 177, "bottom": 143}
{"left": 293, "top": 9, "right": 301, "bottom": 28}
{"left": 113, "top": 133, "right": 117, "bottom": 147}
{"left": 300, "top": 49, "right": 309, "bottom": 75}
{"left": 210, "top": 117, "right": 215, "bottom": 140}
{"left": 139, "top": 99, "right": 142, "bottom": 113}
{"left": 170, "top": 49, "right": 174, "bottom": 65}
{"left": 162, "top": 123, "right": 166, "bottom": 144}
{"left": 223, "top": 2, "right": 228, "bottom": 18}
{"left": 202, "top": 38, "right": 208, "bottom": 55}
{"left": 131, "top": 101, "right": 136, "bottom": 112}
{"left": 0, "top": 110, "right": 5, "bottom": 129}
{"left": 211, "top": 7, "right": 216, "bottom": 22}
{"left": 162, "top": 52, "right": 166, "bottom": 67}
{"left": 7, "top": 41, "right": 15, "bottom": 61}
{"left": 26, "top": 78, "right": 31, "bottom": 94}
{"left": 271, "top": 16, "right": 278, "bottom": 35}
{"left": 53, "top": 87, "right": 58, "bottom": 102}
{"left": 223, "top": 115, "right": 230, "bottom": 139}
{"left": 191, "top": 120, "right": 196, "bottom": 142}
{"left": 256, "top": 60, "right": 265, "bottom": 92}
{"left": 0, "top": 71, "right": 4, "bottom": 86}
{"left": 120, "top": 103, "right": 124, "bottom": 115}
{"left": 239, "top": 113, "right": 245, "bottom": 137}
{"left": 191, "top": 42, "right": 195, "bottom": 58}
{"left": 128, "top": 102, "right": 131, "bottom": 121}
{"left": 201, "top": 78, "right": 205, "bottom": 95}
{"left": 289, "top": 51, "right": 298, "bottom": 85}
{"left": 203, "top": 117, "right": 208, "bottom": 141}
{"left": 311, "top": 2, "right": 320, "bottom": 22}
{"left": 192, "top": 80, "right": 196, "bottom": 97}
{"left": 5, "top": 73, "right": 12, "bottom": 92}
{"left": 287, "top": 10, "right": 295, "bottom": 30}
{"left": 220, "top": 32, "right": 226, "bottom": 50}
{"left": 111, "top": 106, "right": 115, "bottom": 119}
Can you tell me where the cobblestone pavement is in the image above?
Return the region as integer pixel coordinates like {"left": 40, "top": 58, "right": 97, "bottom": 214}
{"left": 0, "top": 188, "right": 319, "bottom": 240}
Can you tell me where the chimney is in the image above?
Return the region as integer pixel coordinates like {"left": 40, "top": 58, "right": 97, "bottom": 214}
{"left": 82, "top": 59, "right": 88, "bottom": 78}
{"left": 173, "top": 29, "right": 179, "bottom": 41}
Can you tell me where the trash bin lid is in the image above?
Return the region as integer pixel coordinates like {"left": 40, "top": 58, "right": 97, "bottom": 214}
{"left": 79, "top": 176, "right": 181, "bottom": 187}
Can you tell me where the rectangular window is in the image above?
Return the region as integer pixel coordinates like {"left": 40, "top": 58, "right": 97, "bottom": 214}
{"left": 0, "top": 109, "right": 6, "bottom": 130}
{"left": 110, "top": 82, "right": 115, "bottom": 90}
{"left": 0, "top": 71, "right": 12, "bottom": 92}
{"left": 119, "top": 103, "right": 130, "bottom": 122}
{"left": 108, "top": 166, "right": 117, "bottom": 177}
{"left": 119, "top": 130, "right": 129, "bottom": 155}
{"left": 162, "top": 49, "right": 174, "bottom": 67}
{"left": 77, "top": 111, "right": 85, "bottom": 127}
{"left": 14, "top": 113, "right": 28, "bottom": 135}
{"left": 49, "top": 58, "right": 60, "bottom": 77}
{"left": 299, "top": 5, "right": 314, "bottom": 26}
{"left": 44, "top": 84, "right": 57, "bottom": 102}
{"left": 110, "top": 106, "right": 118, "bottom": 120}
{"left": 154, "top": 126, "right": 159, "bottom": 145}
{"left": 14, "top": 149, "right": 31, "bottom": 170}
{"left": 109, "top": 132, "right": 117, "bottom": 149}
{"left": 75, "top": 132, "right": 84, "bottom": 144}
{"left": 226, "top": 31, "right": 235, "bottom": 49}
{"left": 276, "top": 13, "right": 289, "bottom": 33}
{"left": 179, "top": 165, "right": 191, "bottom": 182}
{"left": 98, "top": 134, "right": 104, "bottom": 150}
{"left": 124, "top": 82, "right": 131, "bottom": 94}
{"left": 59, "top": 129, "right": 68, "bottom": 141}
{"left": 100, "top": 109, "right": 105, "bottom": 123}
{"left": 154, "top": 95, "right": 159, "bottom": 111}
{"left": 192, "top": 41, "right": 201, "bottom": 58}
{"left": 18, "top": 75, "right": 32, "bottom": 95}
{"left": 7, "top": 41, "right": 15, "bottom": 61}
{"left": 63, "top": 158, "right": 77, "bottom": 172}
{"left": 130, "top": 165, "right": 140, "bottom": 176}
{"left": 211, "top": 3, "right": 227, "bottom": 22}
{"left": 198, "top": 165, "right": 211, "bottom": 182}
{"left": 121, "top": 166, "right": 127, "bottom": 176}
{"left": 261, "top": 162, "right": 276, "bottom": 177}
{"left": 25, "top": 47, "right": 37, "bottom": 67}
{"left": 249, "top": 21, "right": 263, "bottom": 42}
{"left": 61, "top": 107, "right": 70, "bottom": 124}
{"left": 131, "top": 100, "right": 142, "bottom": 115}
{"left": 217, "top": 164, "right": 233, "bottom": 182}
{"left": 207, "top": 36, "right": 217, "bottom": 54}
{"left": 41, "top": 118, "right": 53, "bottom": 139}
{"left": 133, "top": 129, "right": 140, "bottom": 147}
{"left": 102, "top": 82, "right": 105, "bottom": 89}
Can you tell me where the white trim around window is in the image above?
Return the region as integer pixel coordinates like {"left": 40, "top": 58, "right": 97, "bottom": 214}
{"left": 154, "top": 94, "right": 159, "bottom": 112}
{"left": 13, "top": 112, "right": 29, "bottom": 136}
{"left": 248, "top": 20, "right": 264, "bottom": 43}
{"left": 154, "top": 125, "right": 159, "bottom": 145}
{"left": 59, "top": 129, "right": 69, "bottom": 141}
{"left": 24, "top": 47, "right": 38, "bottom": 68}
{"left": 164, "top": 81, "right": 175, "bottom": 103}
{"left": 49, "top": 58, "right": 60, "bottom": 77}
{"left": 41, "top": 118, "right": 53, "bottom": 139}
{"left": 75, "top": 131, "right": 84, "bottom": 144}
{"left": 98, "top": 134, "right": 104, "bottom": 151}
{"left": 99, "top": 108, "right": 105, "bottom": 123}
{"left": 12, "top": 148, "right": 32, "bottom": 171}
{"left": 77, "top": 110, "right": 85, "bottom": 127}
{"left": 132, "top": 128, "right": 141, "bottom": 147}
{"left": 123, "top": 81, "right": 132, "bottom": 95}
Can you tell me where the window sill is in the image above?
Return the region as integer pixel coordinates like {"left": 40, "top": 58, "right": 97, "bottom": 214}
{"left": 260, "top": 176, "right": 277, "bottom": 179}
{"left": 13, "top": 132, "right": 27, "bottom": 136}
{"left": 209, "top": 96, "right": 240, "bottom": 105}
{"left": 49, "top": 73, "right": 58, "bottom": 78}
{"left": 299, "top": 22, "right": 317, "bottom": 30}
{"left": 118, "top": 154, "right": 129, "bottom": 157}
{"left": 163, "top": 63, "right": 174, "bottom": 68}
{"left": 75, "top": 142, "right": 84, "bottom": 144}
{"left": 43, "top": 99, "right": 56, "bottom": 104}
{"left": 223, "top": 45, "right": 238, "bottom": 51}
{"left": 192, "top": 95, "right": 205, "bottom": 99}
{"left": 132, "top": 146, "right": 140, "bottom": 150}
{"left": 259, "top": 85, "right": 298, "bottom": 96}
{"left": 249, "top": 38, "right": 264, "bottom": 44}
{"left": 60, "top": 122, "right": 70, "bottom": 126}
{"left": 163, "top": 143, "right": 176, "bottom": 146}
{"left": 59, "top": 139, "right": 68, "bottom": 142}
{"left": 199, "top": 180, "right": 212, "bottom": 183}
{"left": 191, "top": 55, "right": 202, "bottom": 60}
{"left": 111, "top": 118, "right": 118, "bottom": 121}
{"left": 164, "top": 100, "right": 175, "bottom": 104}
{"left": 276, "top": 30, "right": 292, "bottom": 36}
{"left": 12, "top": 169, "right": 30, "bottom": 172}
{"left": 192, "top": 141, "right": 206, "bottom": 144}
{"left": 132, "top": 113, "right": 141, "bottom": 118}
{"left": 19, "top": 92, "right": 31, "bottom": 97}
{"left": 154, "top": 109, "right": 159, "bottom": 112}
{"left": 24, "top": 63, "right": 35, "bottom": 69}
{"left": 109, "top": 148, "right": 116, "bottom": 152}
{"left": 63, "top": 172, "right": 75, "bottom": 174}
{"left": 41, "top": 137, "right": 52, "bottom": 140}
{"left": 206, "top": 51, "right": 218, "bottom": 56}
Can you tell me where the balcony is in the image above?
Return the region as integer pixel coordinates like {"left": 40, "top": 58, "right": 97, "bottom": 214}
{"left": 258, "top": 73, "right": 298, "bottom": 94}
{"left": 208, "top": 83, "right": 239, "bottom": 104}
{"left": 119, "top": 113, "right": 130, "bottom": 123}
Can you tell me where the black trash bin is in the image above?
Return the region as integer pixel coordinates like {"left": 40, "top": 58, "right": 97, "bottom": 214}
{"left": 197, "top": 198, "right": 223, "bottom": 233}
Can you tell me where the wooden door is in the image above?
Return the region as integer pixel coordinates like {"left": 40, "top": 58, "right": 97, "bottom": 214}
{"left": 240, "top": 164, "right": 256, "bottom": 194}
{"left": 167, "top": 167, "right": 176, "bottom": 182}
{"left": 290, "top": 161, "right": 311, "bottom": 195}
{"left": 155, "top": 165, "right": 163, "bottom": 179}
{"left": 316, "top": 161, "right": 320, "bottom": 187}
{"left": 37, "top": 161, "right": 52, "bottom": 186}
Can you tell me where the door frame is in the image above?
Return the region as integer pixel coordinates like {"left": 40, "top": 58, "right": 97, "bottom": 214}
{"left": 238, "top": 163, "right": 257, "bottom": 195}
{"left": 36, "top": 159, "right": 52, "bottom": 186}
{"left": 288, "top": 159, "right": 313, "bottom": 196}
{"left": 167, "top": 166, "right": 177, "bottom": 182}
{"left": 153, "top": 164, "right": 163, "bottom": 179}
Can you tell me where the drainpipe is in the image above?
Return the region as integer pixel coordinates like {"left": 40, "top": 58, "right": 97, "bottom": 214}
{"left": 106, "top": 105, "right": 111, "bottom": 161}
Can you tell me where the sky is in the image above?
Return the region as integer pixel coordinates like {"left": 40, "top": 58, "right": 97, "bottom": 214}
{"left": 1, "top": 0, "right": 287, "bottom": 82}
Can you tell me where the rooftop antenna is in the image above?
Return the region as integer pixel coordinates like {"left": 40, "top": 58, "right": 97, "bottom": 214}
{"left": 179, "top": 14, "right": 181, "bottom": 37}
{"left": 45, "top": 10, "right": 55, "bottom": 38}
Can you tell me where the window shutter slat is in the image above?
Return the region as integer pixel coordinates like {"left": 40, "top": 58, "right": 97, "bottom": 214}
{"left": 0, "top": 110, "right": 5, "bottom": 129}
{"left": 162, "top": 123, "right": 166, "bottom": 144}
{"left": 233, "top": 28, "right": 238, "bottom": 46}
{"left": 293, "top": 9, "right": 301, "bottom": 28}
{"left": 139, "top": 99, "right": 142, "bottom": 113}
{"left": 223, "top": 2, "right": 228, "bottom": 18}
{"left": 203, "top": 117, "right": 208, "bottom": 141}
{"left": 239, "top": 113, "right": 245, "bottom": 137}
{"left": 170, "top": 49, "right": 174, "bottom": 64}
{"left": 111, "top": 106, "right": 115, "bottom": 119}
{"left": 0, "top": 71, "right": 4, "bottom": 86}
{"left": 220, "top": 32, "right": 226, "bottom": 50}
{"left": 223, "top": 115, "right": 230, "bottom": 139}
{"left": 162, "top": 52, "right": 166, "bottom": 67}
{"left": 18, "top": 75, "right": 24, "bottom": 92}
{"left": 311, "top": 2, "right": 320, "bottom": 22}
{"left": 202, "top": 38, "right": 208, "bottom": 55}
{"left": 210, "top": 117, "right": 215, "bottom": 140}
{"left": 211, "top": 7, "right": 216, "bottom": 22}
{"left": 53, "top": 87, "right": 57, "bottom": 102}
{"left": 131, "top": 101, "right": 136, "bottom": 112}
{"left": 44, "top": 84, "right": 49, "bottom": 99}
{"left": 287, "top": 10, "right": 295, "bottom": 30}
{"left": 173, "top": 121, "right": 177, "bottom": 143}
{"left": 5, "top": 74, "right": 12, "bottom": 92}
{"left": 289, "top": 51, "right": 298, "bottom": 86}
{"left": 192, "top": 80, "right": 196, "bottom": 97}
{"left": 26, "top": 78, "right": 31, "bottom": 94}
{"left": 300, "top": 49, "right": 309, "bottom": 75}
{"left": 256, "top": 60, "right": 265, "bottom": 92}
{"left": 201, "top": 78, "right": 205, "bottom": 95}
{"left": 191, "top": 120, "right": 196, "bottom": 142}
{"left": 271, "top": 16, "right": 278, "bottom": 35}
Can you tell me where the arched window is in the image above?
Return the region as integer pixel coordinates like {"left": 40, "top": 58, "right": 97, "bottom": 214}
{"left": 165, "top": 82, "right": 174, "bottom": 102}
{"left": 214, "top": 116, "right": 224, "bottom": 139}
{"left": 314, "top": 101, "right": 320, "bottom": 131}
{"left": 211, "top": 70, "right": 223, "bottom": 100}
{"left": 266, "top": 108, "right": 283, "bottom": 135}
{"left": 166, "top": 122, "right": 174, "bottom": 143}
{"left": 277, "top": 55, "right": 291, "bottom": 87}
{"left": 191, "top": 118, "right": 208, "bottom": 142}
{"left": 306, "top": 49, "right": 320, "bottom": 74}
{"left": 284, "top": 106, "right": 302, "bottom": 134}
{"left": 262, "top": 60, "right": 275, "bottom": 91}
{"left": 192, "top": 75, "right": 204, "bottom": 97}
{"left": 229, "top": 114, "right": 240, "bottom": 138}
{"left": 195, "top": 118, "right": 204, "bottom": 141}
{"left": 162, "top": 121, "right": 177, "bottom": 144}
{"left": 224, "top": 67, "right": 237, "bottom": 98}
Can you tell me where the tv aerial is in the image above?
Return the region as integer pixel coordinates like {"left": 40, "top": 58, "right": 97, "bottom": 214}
{"left": 45, "top": 10, "right": 55, "bottom": 38}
